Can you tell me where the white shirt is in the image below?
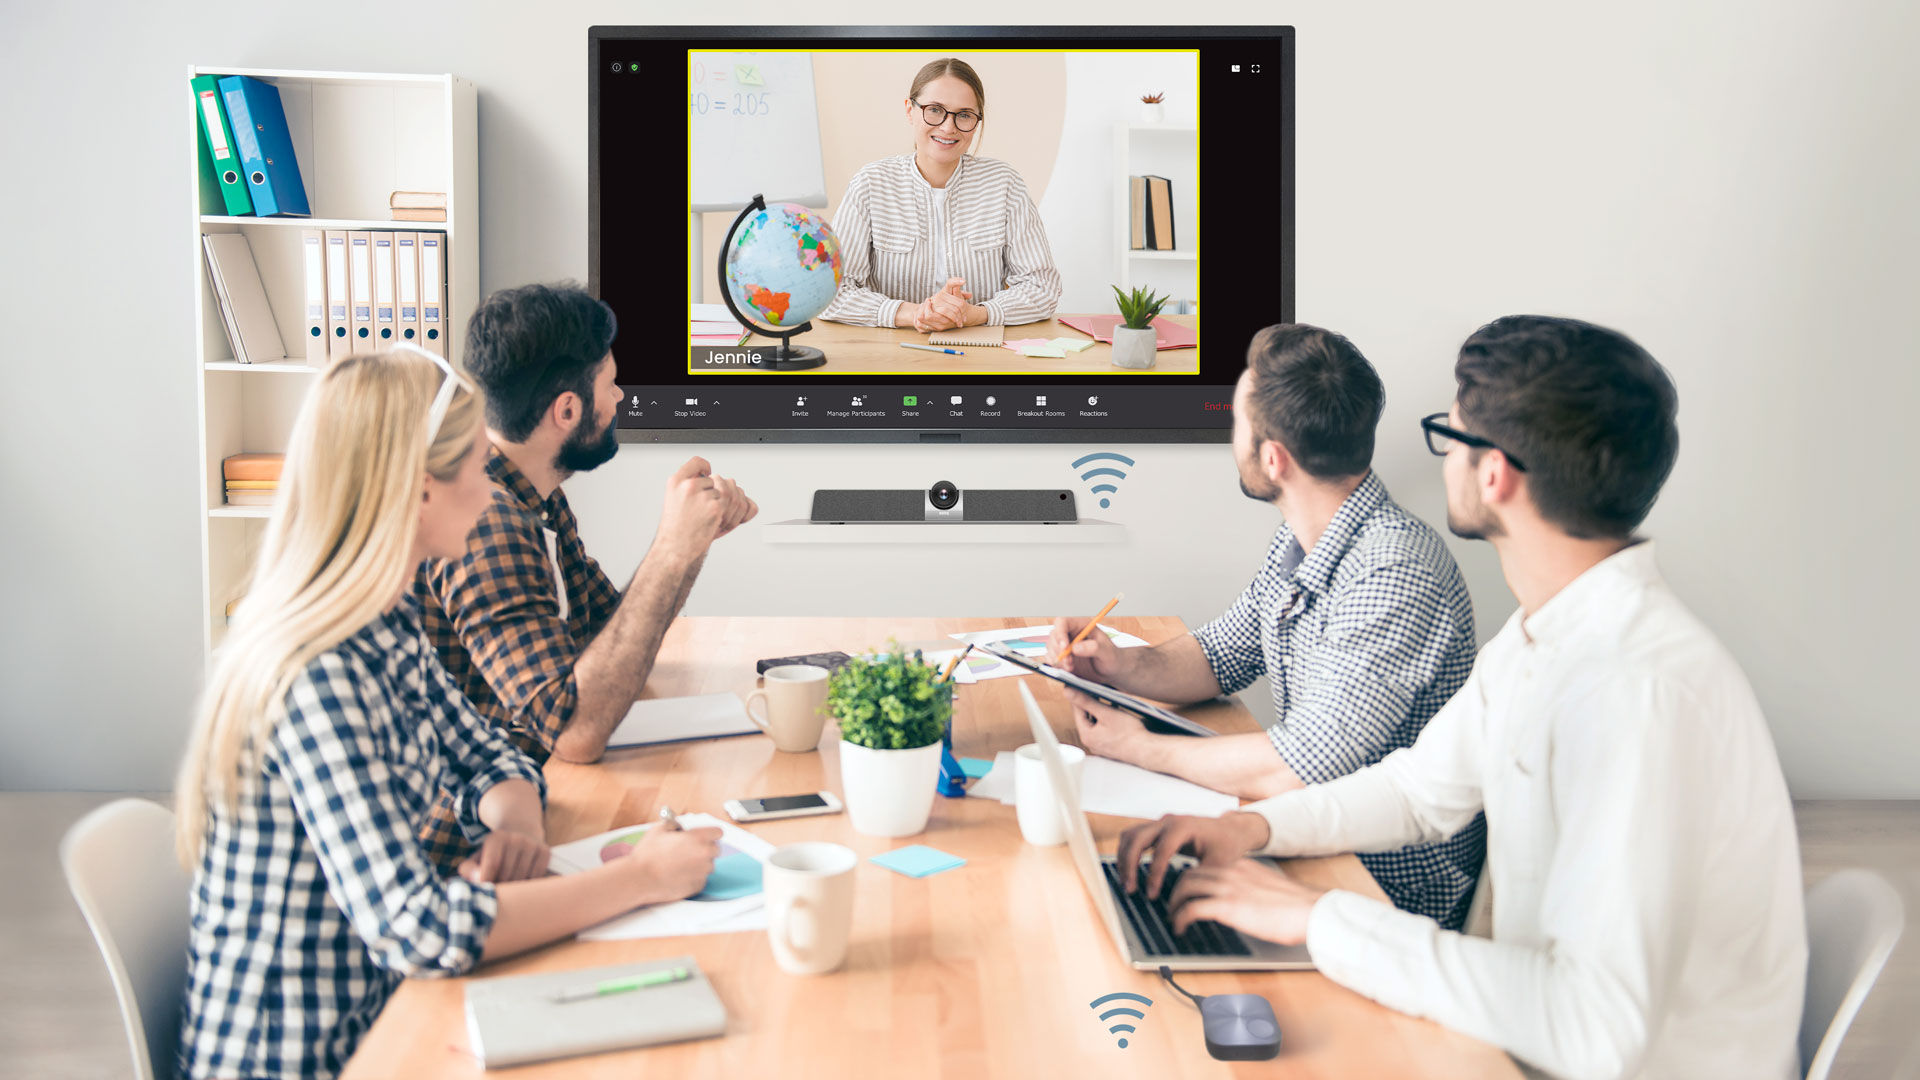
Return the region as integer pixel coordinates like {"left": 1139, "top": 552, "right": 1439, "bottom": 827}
{"left": 929, "top": 186, "right": 948, "bottom": 283}
{"left": 1247, "top": 542, "right": 1806, "bottom": 1080}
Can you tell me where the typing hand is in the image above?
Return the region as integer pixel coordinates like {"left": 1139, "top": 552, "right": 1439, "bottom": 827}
{"left": 1166, "top": 859, "right": 1327, "bottom": 944}
{"left": 622, "top": 825, "right": 722, "bottom": 904}
{"left": 1115, "top": 812, "right": 1273, "bottom": 901}
{"left": 1048, "top": 617, "right": 1131, "bottom": 683}
{"left": 458, "top": 829, "right": 551, "bottom": 884}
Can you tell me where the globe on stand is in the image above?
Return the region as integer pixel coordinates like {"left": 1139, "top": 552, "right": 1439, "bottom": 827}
{"left": 717, "top": 194, "right": 843, "bottom": 371}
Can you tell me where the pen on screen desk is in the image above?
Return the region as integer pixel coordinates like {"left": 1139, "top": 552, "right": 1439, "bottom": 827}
{"left": 657, "top": 805, "right": 683, "bottom": 831}
{"left": 901, "top": 343, "right": 963, "bottom": 355}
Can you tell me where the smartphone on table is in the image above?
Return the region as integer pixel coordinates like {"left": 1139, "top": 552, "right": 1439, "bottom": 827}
{"left": 723, "top": 792, "right": 844, "bottom": 823}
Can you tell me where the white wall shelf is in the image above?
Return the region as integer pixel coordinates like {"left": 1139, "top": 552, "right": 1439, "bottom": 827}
{"left": 191, "top": 65, "right": 477, "bottom": 653}
{"left": 757, "top": 519, "right": 1128, "bottom": 545}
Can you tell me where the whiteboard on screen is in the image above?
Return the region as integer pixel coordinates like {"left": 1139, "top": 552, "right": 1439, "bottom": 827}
{"left": 688, "top": 52, "right": 827, "bottom": 213}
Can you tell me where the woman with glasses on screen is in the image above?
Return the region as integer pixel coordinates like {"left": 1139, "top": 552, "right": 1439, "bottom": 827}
{"left": 173, "top": 347, "right": 723, "bottom": 1080}
{"left": 819, "top": 57, "right": 1063, "bottom": 332}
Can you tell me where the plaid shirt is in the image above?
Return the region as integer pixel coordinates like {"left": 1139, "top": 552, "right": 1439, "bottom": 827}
{"left": 178, "top": 596, "right": 545, "bottom": 1080}
{"left": 1192, "top": 471, "right": 1487, "bottom": 928}
{"left": 414, "top": 449, "right": 621, "bottom": 870}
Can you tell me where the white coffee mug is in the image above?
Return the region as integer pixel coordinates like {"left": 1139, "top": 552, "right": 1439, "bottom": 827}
{"left": 746, "top": 664, "right": 831, "bottom": 753}
{"left": 1015, "top": 742, "right": 1087, "bottom": 846}
{"left": 763, "top": 842, "right": 859, "bottom": 975}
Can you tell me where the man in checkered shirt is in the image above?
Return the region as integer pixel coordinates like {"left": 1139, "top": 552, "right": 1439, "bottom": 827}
{"left": 414, "top": 284, "right": 757, "bottom": 871}
{"left": 1055, "top": 324, "right": 1486, "bottom": 928}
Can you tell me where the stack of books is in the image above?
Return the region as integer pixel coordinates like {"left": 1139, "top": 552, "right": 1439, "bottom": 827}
{"left": 224, "top": 453, "right": 284, "bottom": 507}
{"left": 390, "top": 190, "right": 448, "bottom": 222}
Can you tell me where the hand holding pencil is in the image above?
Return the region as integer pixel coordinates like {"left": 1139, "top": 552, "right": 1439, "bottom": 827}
{"left": 1048, "top": 594, "right": 1131, "bottom": 684}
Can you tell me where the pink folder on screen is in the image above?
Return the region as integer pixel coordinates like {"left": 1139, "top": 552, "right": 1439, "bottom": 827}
{"left": 1057, "top": 314, "right": 1197, "bottom": 350}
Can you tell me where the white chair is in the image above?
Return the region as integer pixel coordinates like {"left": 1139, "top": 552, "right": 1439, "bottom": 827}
{"left": 60, "top": 798, "right": 193, "bottom": 1080}
{"left": 1800, "top": 868, "right": 1905, "bottom": 1080}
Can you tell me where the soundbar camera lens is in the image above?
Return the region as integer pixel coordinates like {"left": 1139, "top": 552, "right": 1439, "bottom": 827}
{"left": 928, "top": 482, "right": 960, "bottom": 510}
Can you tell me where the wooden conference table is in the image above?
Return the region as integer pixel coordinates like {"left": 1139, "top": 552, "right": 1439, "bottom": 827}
{"left": 733, "top": 314, "right": 1201, "bottom": 375}
{"left": 345, "top": 617, "right": 1518, "bottom": 1079}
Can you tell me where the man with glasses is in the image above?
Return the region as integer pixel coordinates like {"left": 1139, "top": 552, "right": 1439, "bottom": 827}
{"left": 1119, "top": 316, "right": 1805, "bottom": 1079}
{"left": 412, "top": 283, "right": 757, "bottom": 873}
{"left": 1055, "top": 323, "right": 1485, "bottom": 929}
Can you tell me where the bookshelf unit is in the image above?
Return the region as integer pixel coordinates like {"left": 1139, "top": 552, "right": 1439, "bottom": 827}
{"left": 1112, "top": 124, "right": 1198, "bottom": 307}
{"left": 190, "top": 65, "right": 478, "bottom": 654}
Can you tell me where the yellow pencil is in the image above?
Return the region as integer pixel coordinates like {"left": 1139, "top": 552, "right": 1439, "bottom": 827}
{"left": 939, "top": 644, "right": 973, "bottom": 683}
{"left": 1054, "top": 593, "right": 1124, "bottom": 666}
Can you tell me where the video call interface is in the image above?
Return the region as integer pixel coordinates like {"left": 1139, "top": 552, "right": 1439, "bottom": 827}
{"left": 592, "top": 28, "right": 1291, "bottom": 437}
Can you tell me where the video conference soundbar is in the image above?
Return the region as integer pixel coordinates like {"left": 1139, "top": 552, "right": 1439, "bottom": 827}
{"left": 810, "top": 487, "right": 1077, "bottom": 524}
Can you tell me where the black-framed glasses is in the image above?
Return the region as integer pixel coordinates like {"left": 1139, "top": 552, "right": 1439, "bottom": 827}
{"left": 914, "top": 101, "right": 981, "bottom": 132}
{"left": 1421, "top": 413, "right": 1527, "bottom": 472}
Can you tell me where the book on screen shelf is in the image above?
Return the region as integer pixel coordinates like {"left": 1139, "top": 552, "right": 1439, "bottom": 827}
{"left": 390, "top": 190, "right": 448, "bottom": 222}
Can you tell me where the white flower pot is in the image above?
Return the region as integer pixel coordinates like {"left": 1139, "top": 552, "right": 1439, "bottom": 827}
{"left": 837, "top": 739, "right": 943, "bottom": 837}
{"left": 1111, "top": 325, "right": 1159, "bottom": 369}
{"left": 1140, "top": 102, "right": 1165, "bottom": 124}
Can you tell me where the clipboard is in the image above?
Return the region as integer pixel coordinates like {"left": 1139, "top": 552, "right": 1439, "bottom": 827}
{"left": 978, "top": 642, "right": 1216, "bottom": 738}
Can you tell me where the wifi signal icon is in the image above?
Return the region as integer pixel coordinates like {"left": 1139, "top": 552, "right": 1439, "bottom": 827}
{"left": 1073, "top": 451, "right": 1136, "bottom": 510}
{"left": 1089, "top": 991, "right": 1153, "bottom": 1049}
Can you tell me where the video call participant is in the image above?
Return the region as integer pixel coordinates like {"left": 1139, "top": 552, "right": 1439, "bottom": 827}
{"left": 1121, "top": 317, "right": 1806, "bottom": 1079}
{"left": 817, "top": 57, "right": 1063, "bottom": 332}
{"left": 414, "top": 284, "right": 755, "bottom": 872}
{"left": 175, "top": 348, "right": 722, "bottom": 1080}
{"left": 1053, "top": 324, "right": 1485, "bottom": 929}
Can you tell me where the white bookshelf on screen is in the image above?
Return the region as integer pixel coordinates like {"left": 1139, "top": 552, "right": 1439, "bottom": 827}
{"left": 191, "top": 65, "right": 477, "bottom": 653}
{"left": 1112, "top": 124, "right": 1198, "bottom": 304}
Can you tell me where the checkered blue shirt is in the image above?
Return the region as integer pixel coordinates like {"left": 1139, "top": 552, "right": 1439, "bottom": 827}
{"left": 1192, "top": 472, "right": 1486, "bottom": 928}
{"left": 178, "top": 595, "right": 545, "bottom": 1080}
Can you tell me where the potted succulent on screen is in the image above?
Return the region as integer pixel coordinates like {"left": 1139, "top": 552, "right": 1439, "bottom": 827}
{"left": 829, "top": 644, "right": 953, "bottom": 837}
{"left": 1139, "top": 91, "right": 1165, "bottom": 124}
{"left": 1109, "top": 284, "right": 1169, "bottom": 370}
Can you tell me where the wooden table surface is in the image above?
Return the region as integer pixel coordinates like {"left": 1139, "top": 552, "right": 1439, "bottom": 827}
{"left": 344, "top": 617, "right": 1518, "bottom": 1079}
{"left": 729, "top": 314, "right": 1201, "bottom": 375}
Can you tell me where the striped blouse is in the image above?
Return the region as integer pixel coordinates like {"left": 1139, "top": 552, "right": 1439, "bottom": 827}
{"left": 818, "top": 154, "right": 1063, "bottom": 328}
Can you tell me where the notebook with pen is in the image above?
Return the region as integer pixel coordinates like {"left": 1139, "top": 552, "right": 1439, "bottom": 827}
{"left": 927, "top": 324, "right": 1004, "bottom": 346}
{"left": 978, "top": 642, "right": 1217, "bottom": 738}
{"left": 464, "top": 956, "right": 726, "bottom": 1067}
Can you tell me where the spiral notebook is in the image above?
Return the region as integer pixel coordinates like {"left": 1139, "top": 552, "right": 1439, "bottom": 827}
{"left": 927, "top": 324, "right": 1005, "bottom": 346}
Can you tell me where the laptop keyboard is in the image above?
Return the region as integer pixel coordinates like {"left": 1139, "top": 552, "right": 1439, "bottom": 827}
{"left": 1101, "top": 861, "right": 1253, "bottom": 958}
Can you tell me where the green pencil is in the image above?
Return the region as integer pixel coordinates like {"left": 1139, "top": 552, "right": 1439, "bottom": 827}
{"left": 550, "top": 966, "right": 691, "bottom": 1004}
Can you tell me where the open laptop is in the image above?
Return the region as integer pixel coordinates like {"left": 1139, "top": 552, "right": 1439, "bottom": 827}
{"left": 1018, "top": 682, "right": 1314, "bottom": 971}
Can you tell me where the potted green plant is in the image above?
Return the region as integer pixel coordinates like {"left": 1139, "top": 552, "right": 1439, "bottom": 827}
{"left": 1110, "top": 284, "right": 1169, "bottom": 370}
{"left": 829, "top": 644, "right": 953, "bottom": 837}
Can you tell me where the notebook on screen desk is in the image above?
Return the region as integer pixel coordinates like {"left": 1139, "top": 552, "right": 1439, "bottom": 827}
{"left": 927, "top": 324, "right": 1004, "bottom": 346}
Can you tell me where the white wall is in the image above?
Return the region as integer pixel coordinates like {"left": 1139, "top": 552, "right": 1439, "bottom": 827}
{"left": 2, "top": 0, "right": 1915, "bottom": 796}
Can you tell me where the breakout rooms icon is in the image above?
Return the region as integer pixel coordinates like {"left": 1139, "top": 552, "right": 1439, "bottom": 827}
{"left": 1089, "top": 991, "right": 1153, "bottom": 1049}
{"left": 1072, "top": 451, "right": 1136, "bottom": 510}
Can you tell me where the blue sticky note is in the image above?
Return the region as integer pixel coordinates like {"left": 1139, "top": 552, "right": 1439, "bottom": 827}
{"left": 871, "top": 844, "right": 967, "bottom": 878}
{"left": 694, "top": 853, "right": 764, "bottom": 900}
{"left": 959, "top": 757, "right": 994, "bottom": 779}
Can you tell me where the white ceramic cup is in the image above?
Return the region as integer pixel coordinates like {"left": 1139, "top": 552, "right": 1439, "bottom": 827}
{"left": 763, "top": 841, "right": 859, "bottom": 975}
{"left": 1015, "top": 742, "right": 1087, "bottom": 846}
{"left": 746, "top": 664, "right": 831, "bottom": 752}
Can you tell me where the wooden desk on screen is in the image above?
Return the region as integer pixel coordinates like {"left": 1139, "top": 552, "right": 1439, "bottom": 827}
{"left": 343, "top": 617, "right": 1518, "bottom": 1080}
{"left": 720, "top": 315, "right": 1200, "bottom": 375}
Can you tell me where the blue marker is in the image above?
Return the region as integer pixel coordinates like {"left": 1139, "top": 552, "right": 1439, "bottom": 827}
{"left": 901, "top": 343, "right": 963, "bottom": 355}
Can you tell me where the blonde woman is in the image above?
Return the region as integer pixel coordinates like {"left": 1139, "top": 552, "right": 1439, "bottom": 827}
{"left": 818, "top": 57, "right": 1063, "bottom": 332}
{"left": 174, "top": 347, "right": 722, "bottom": 1080}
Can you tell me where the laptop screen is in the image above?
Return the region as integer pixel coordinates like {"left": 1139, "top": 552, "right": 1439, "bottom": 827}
{"left": 1018, "top": 682, "right": 1131, "bottom": 956}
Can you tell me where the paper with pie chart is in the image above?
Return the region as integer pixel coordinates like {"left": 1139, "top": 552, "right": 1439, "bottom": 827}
{"left": 925, "top": 624, "right": 1151, "bottom": 683}
{"left": 547, "top": 813, "right": 775, "bottom": 940}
